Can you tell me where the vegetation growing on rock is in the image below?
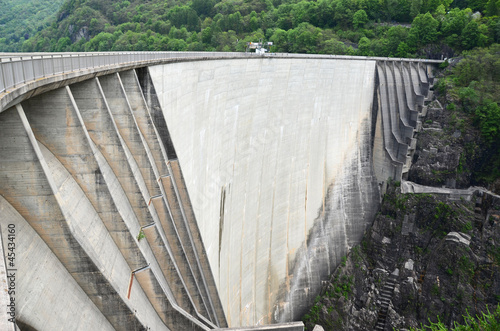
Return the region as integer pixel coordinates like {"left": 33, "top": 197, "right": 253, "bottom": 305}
{"left": 432, "top": 45, "right": 500, "bottom": 187}
{"left": 410, "top": 304, "right": 500, "bottom": 330}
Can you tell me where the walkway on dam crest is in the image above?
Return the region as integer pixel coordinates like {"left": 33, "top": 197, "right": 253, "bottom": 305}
{"left": 0, "top": 51, "right": 443, "bottom": 113}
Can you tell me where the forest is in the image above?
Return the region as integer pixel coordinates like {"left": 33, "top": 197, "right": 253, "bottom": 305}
{"left": 0, "top": 0, "right": 499, "bottom": 59}
{"left": 0, "top": 0, "right": 65, "bottom": 51}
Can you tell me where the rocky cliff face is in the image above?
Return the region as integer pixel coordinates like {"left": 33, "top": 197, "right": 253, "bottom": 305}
{"left": 408, "top": 98, "right": 482, "bottom": 190}
{"left": 302, "top": 76, "right": 500, "bottom": 331}
{"left": 303, "top": 185, "right": 500, "bottom": 331}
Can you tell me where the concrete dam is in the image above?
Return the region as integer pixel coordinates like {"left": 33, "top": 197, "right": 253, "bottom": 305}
{"left": 0, "top": 52, "right": 440, "bottom": 330}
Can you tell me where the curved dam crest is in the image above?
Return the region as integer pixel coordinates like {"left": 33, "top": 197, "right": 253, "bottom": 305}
{"left": 0, "top": 53, "right": 437, "bottom": 330}
{"left": 148, "top": 58, "right": 380, "bottom": 325}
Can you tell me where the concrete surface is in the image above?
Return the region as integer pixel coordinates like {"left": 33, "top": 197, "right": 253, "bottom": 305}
{"left": 0, "top": 195, "right": 115, "bottom": 331}
{"left": 149, "top": 58, "right": 382, "bottom": 325}
{"left": 0, "top": 55, "right": 436, "bottom": 330}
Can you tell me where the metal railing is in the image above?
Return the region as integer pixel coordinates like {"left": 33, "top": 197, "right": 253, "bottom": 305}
{"left": 0, "top": 52, "right": 251, "bottom": 95}
{"left": 0, "top": 51, "right": 443, "bottom": 100}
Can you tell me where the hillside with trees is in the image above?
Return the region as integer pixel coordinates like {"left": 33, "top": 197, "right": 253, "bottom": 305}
{"left": 0, "top": 0, "right": 65, "bottom": 52}
{"left": 0, "top": 0, "right": 498, "bottom": 58}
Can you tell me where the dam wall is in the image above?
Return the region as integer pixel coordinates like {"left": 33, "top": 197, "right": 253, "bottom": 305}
{"left": 148, "top": 58, "right": 381, "bottom": 325}
{"left": 0, "top": 53, "right": 438, "bottom": 330}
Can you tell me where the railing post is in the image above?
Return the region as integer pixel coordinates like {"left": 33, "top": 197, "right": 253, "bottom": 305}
{"left": 42, "top": 56, "right": 45, "bottom": 78}
{"left": 21, "top": 57, "right": 26, "bottom": 84}
{"left": 10, "top": 58, "right": 16, "bottom": 88}
{"left": 31, "top": 56, "right": 36, "bottom": 79}
{"left": 1, "top": 63, "right": 7, "bottom": 93}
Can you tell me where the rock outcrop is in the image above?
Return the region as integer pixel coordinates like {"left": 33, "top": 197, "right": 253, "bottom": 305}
{"left": 302, "top": 72, "right": 500, "bottom": 331}
{"left": 302, "top": 185, "right": 500, "bottom": 330}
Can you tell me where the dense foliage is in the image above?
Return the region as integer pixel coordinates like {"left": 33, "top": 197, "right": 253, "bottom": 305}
{"left": 410, "top": 305, "right": 500, "bottom": 330}
{"left": 1, "top": 0, "right": 500, "bottom": 57}
{"left": 0, "top": 0, "right": 65, "bottom": 52}
{"left": 435, "top": 44, "right": 500, "bottom": 183}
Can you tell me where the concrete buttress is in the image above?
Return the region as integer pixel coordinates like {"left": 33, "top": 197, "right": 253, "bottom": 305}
{"left": 0, "top": 56, "right": 436, "bottom": 330}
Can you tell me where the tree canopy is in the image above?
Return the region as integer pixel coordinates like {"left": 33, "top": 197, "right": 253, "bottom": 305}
{"left": 0, "top": 0, "right": 500, "bottom": 58}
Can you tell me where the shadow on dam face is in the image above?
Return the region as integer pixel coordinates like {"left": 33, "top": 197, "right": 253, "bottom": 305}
{"left": 0, "top": 56, "right": 434, "bottom": 330}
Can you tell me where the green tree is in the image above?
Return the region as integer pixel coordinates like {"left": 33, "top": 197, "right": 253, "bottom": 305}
{"left": 201, "top": 27, "right": 213, "bottom": 44}
{"left": 333, "top": 0, "right": 354, "bottom": 27}
{"left": 248, "top": 13, "right": 259, "bottom": 31}
{"left": 462, "top": 20, "right": 480, "bottom": 50}
{"left": 486, "top": 0, "right": 500, "bottom": 16}
{"left": 441, "top": 8, "right": 469, "bottom": 37}
{"left": 386, "top": 26, "right": 409, "bottom": 55}
{"left": 353, "top": 9, "right": 368, "bottom": 29}
{"left": 409, "top": 12, "right": 439, "bottom": 46}
{"left": 269, "top": 28, "right": 289, "bottom": 52}
{"left": 85, "top": 32, "right": 115, "bottom": 51}
{"left": 358, "top": 36, "right": 371, "bottom": 55}
{"left": 55, "top": 36, "right": 71, "bottom": 52}
{"left": 167, "top": 38, "right": 188, "bottom": 51}
{"left": 410, "top": 0, "right": 423, "bottom": 18}
{"left": 168, "top": 6, "right": 200, "bottom": 31}
{"left": 396, "top": 41, "right": 410, "bottom": 57}
{"left": 321, "top": 39, "right": 348, "bottom": 54}
{"left": 476, "top": 101, "right": 500, "bottom": 143}
{"left": 287, "top": 22, "right": 321, "bottom": 53}
{"left": 191, "top": 0, "right": 215, "bottom": 17}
